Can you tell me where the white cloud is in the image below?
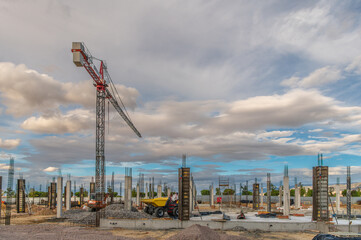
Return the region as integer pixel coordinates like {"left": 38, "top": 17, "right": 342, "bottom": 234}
{"left": 272, "top": 3, "right": 361, "bottom": 64}
{"left": 282, "top": 66, "right": 342, "bottom": 88}
{"left": 0, "top": 62, "right": 139, "bottom": 117}
{"left": 309, "top": 129, "right": 323, "bottom": 132}
{"left": 345, "top": 55, "right": 361, "bottom": 74}
{"left": 43, "top": 167, "right": 59, "bottom": 172}
{"left": 0, "top": 163, "right": 9, "bottom": 170}
{"left": 21, "top": 109, "right": 93, "bottom": 134}
{"left": 0, "top": 138, "right": 21, "bottom": 150}
{"left": 299, "top": 66, "right": 342, "bottom": 88}
{"left": 257, "top": 130, "right": 295, "bottom": 139}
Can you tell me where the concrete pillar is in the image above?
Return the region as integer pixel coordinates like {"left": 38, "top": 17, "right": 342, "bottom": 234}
{"left": 167, "top": 188, "right": 171, "bottom": 197}
{"left": 124, "top": 176, "right": 129, "bottom": 209}
{"left": 283, "top": 176, "right": 290, "bottom": 216}
{"left": 66, "top": 180, "right": 71, "bottom": 211}
{"left": 126, "top": 176, "right": 132, "bottom": 210}
{"left": 210, "top": 185, "right": 214, "bottom": 206}
{"left": 157, "top": 185, "right": 162, "bottom": 198}
{"left": 127, "top": 187, "right": 132, "bottom": 210}
{"left": 336, "top": 184, "right": 340, "bottom": 213}
{"left": 193, "top": 185, "right": 196, "bottom": 209}
{"left": 136, "top": 184, "right": 140, "bottom": 206}
{"left": 145, "top": 183, "right": 149, "bottom": 199}
{"left": 260, "top": 185, "right": 264, "bottom": 207}
{"left": 57, "top": 177, "right": 63, "bottom": 218}
{"left": 278, "top": 186, "right": 283, "bottom": 207}
{"left": 189, "top": 179, "right": 193, "bottom": 213}
{"left": 295, "top": 184, "right": 301, "bottom": 209}
{"left": 267, "top": 173, "right": 271, "bottom": 212}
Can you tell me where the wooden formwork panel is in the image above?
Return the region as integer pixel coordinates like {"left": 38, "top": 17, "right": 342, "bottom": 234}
{"left": 312, "top": 166, "right": 329, "bottom": 221}
{"left": 179, "top": 168, "right": 190, "bottom": 221}
{"left": 17, "top": 179, "right": 25, "bottom": 213}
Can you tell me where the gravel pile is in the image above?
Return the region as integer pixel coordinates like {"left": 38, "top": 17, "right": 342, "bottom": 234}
{"left": 63, "top": 204, "right": 152, "bottom": 225}
{"left": 166, "top": 224, "right": 248, "bottom": 240}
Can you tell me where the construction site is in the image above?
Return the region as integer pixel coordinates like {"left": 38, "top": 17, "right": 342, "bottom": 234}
{"left": 1, "top": 150, "right": 361, "bottom": 239}
{"left": 2, "top": 2, "right": 361, "bottom": 239}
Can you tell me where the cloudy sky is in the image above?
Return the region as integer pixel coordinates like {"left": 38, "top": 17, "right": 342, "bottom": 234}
{"left": 1, "top": 0, "right": 361, "bottom": 192}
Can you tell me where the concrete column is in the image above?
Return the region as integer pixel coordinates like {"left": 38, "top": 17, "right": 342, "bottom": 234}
{"left": 283, "top": 176, "right": 290, "bottom": 216}
{"left": 278, "top": 186, "right": 283, "bottom": 207}
{"left": 66, "top": 180, "right": 71, "bottom": 211}
{"left": 260, "top": 185, "right": 264, "bottom": 207}
{"left": 136, "top": 184, "right": 140, "bottom": 206}
{"left": 124, "top": 176, "right": 128, "bottom": 206}
{"left": 127, "top": 176, "right": 132, "bottom": 210}
{"left": 267, "top": 174, "right": 271, "bottom": 212}
{"left": 57, "top": 177, "right": 63, "bottom": 218}
{"left": 193, "top": 185, "right": 196, "bottom": 209}
{"left": 189, "top": 179, "right": 193, "bottom": 213}
{"left": 127, "top": 187, "right": 132, "bottom": 210}
{"left": 336, "top": 184, "right": 340, "bottom": 213}
{"left": 157, "top": 185, "right": 162, "bottom": 198}
{"left": 145, "top": 183, "right": 149, "bottom": 199}
{"left": 295, "top": 184, "right": 301, "bottom": 209}
{"left": 210, "top": 185, "right": 214, "bottom": 207}
{"left": 167, "top": 188, "right": 171, "bottom": 197}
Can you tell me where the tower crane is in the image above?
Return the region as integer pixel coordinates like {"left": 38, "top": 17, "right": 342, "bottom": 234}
{"left": 71, "top": 42, "right": 141, "bottom": 205}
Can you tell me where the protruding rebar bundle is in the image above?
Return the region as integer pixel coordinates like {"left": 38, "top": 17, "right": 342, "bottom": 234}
{"left": 317, "top": 153, "right": 320, "bottom": 166}
{"left": 284, "top": 165, "right": 288, "bottom": 177}
{"left": 182, "top": 154, "right": 187, "bottom": 168}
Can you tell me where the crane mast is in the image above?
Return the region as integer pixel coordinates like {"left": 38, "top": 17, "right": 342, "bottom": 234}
{"left": 71, "top": 42, "right": 141, "bottom": 205}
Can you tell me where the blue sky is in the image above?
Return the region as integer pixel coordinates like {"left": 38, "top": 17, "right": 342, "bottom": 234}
{"left": 1, "top": 0, "right": 361, "bottom": 192}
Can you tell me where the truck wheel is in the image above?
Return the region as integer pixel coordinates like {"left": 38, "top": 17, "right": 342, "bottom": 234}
{"left": 144, "top": 206, "right": 149, "bottom": 214}
{"left": 148, "top": 206, "right": 154, "bottom": 215}
{"left": 173, "top": 207, "right": 178, "bottom": 218}
{"left": 155, "top": 207, "right": 164, "bottom": 218}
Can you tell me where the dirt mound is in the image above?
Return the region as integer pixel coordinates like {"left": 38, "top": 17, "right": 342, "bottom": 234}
{"left": 167, "top": 224, "right": 248, "bottom": 240}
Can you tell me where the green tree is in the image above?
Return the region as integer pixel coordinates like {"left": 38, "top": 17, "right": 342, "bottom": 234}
{"left": 290, "top": 189, "right": 295, "bottom": 197}
{"left": 201, "top": 190, "right": 210, "bottom": 195}
{"left": 223, "top": 189, "right": 235, "bottom": 195}
{"left": 132, "top": 188, "right": 137, "bottom": 197}
{"left": 306, "top": 189, "right": 313, "bottom": 197}
{"left": 342, "top": 189, "right": 347, "bottom": 197}
{"left": 215, "top": 188, "right": 221, "bottom": 195}
{"left": 351, "top": 190, "right": 360, "bottom": 197}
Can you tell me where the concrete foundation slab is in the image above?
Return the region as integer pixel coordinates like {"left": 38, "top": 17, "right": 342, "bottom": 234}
{"left": 100, "top": 218, "right": 318, "bottom": 232}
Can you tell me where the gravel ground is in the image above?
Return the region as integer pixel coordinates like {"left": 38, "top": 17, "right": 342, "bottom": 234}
{"left": 63, "top": 204, "right": 152, "bottom": 225}
{"left": 0, "top": 224, "right": 154, "bottom": 240}
{"left": 166, "top": 224, "right": 248, "bottom": 240}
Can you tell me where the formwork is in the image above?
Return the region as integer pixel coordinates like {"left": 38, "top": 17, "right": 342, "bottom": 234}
{"left": 253, "top": 183, "right": 260, "bottom": 210}
{"left": 312, "top": 166, "right": 329, "bottom": 221}
{"left": 47, "top": 186, "right": 50, "bottom": 206}
{"left": 17, "top": 179, "right": 26, "bottom": 213}
{"left": 50, "top": 182, "right": 57, "bottom": 209}
{"left": 178, "top": 167, "right": 190, "bottom": 221}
